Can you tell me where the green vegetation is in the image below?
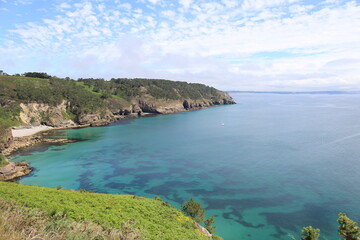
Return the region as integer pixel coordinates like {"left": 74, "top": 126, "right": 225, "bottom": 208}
{"left": 0, "top": 182, "right": 212, "bottom": 240}
{"left": 297, "top": 213, "right": 360, "bottom": 240}
{"left": 0, "top": 73, "right": 232, "bottom": 143}
{"left": 204, "top": 216, "right": 216, "bottom": 234}
{"left": 0, "top": 75, "right": 107, "bottom": 134}
{"left": 0, "top": 153, "right": 8, "bottom": 167}
{"left": 182, "top": 198, "right": 205, "bottom": 223}
{"left": 0, "top": 200, "right": 140, "bottom": 240}
{"left": 23, "top": 72, "right": 52, "bottom": 79}
{"left": 79, "top": 78, "right": 222, "bottom": 101}
{"left": 182, "top": 198, "right": 221, "bottom": 238}
{"left": 301, "top": 226, "right": 320, "bottom": 240}
{"left": 338, "top": 213, "right": 360, "bottom": 240}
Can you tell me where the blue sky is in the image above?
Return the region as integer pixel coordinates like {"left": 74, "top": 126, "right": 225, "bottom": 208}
{"left": 0, "top": 0, "right": 359, "bottom": 90}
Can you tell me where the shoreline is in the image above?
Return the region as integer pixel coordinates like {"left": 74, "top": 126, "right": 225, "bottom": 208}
{"left": 0, "top": 104, "right": 232, "bottom": 181}
{"left": 0, "top": 123, "right": 91, "bottom": 181}
{"left": 12, "top": 125, "right": 54, "bottom": 138}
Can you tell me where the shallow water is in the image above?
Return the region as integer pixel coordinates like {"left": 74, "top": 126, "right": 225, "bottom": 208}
{"left": 12, "top": 93, "right": 360, "bottom": 240}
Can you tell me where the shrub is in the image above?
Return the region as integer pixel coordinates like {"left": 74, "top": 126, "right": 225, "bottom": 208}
{"left": 301, "top": 226, "right": 320, "bottom": 240}
{"left": 182, "top": 198, "right": 205, "bottom": 223}
{"left": 212, "top": 235, "right": 223, "bottom": 240}
{"left": 205, "top": 216, "right": 216, "bottom": 234}
{"left": 338, "top": 213, "right": 360, "bottom": 240}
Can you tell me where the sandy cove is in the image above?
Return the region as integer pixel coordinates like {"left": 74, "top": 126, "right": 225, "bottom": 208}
{"left": 0, "top": 125, "right": 81, "bottom": 181}
{"left": 11, "top": 125, "right": 54, "bottom": 138}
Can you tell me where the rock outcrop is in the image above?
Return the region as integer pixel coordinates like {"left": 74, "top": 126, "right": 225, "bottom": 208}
{"left": 19, "top": 101, "right": 76, "bottom": 127}
{"left": 1, "top": 134, "right": 76, "bottom": 156}
{"left": 0, "top": 162, "right": 32, "bottom": 181}
{"left": 196, "top": 223, "right": 212, "bottom": 237}
{"left": 136, "top": 96, "right": 235, "bottom": 114}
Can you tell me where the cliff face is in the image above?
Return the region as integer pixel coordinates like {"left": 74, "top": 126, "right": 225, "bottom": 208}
{"left": 16, "top": 91, "right": 235, "bottom": 127}
{"left": 0, "top": 75, "right": 236, "bottom": 140}
{"left": 136, "top": 94, "right": 235, "bottom": 114}
{"left": 19, "top": 101, "right": 75, "bottom": 127}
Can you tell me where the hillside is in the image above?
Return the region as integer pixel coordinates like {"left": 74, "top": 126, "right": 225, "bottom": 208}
{"left": 0, "top": 182, "right": 213, "bottom": 240}
{"left": 0, "top": 75, "right": 235, "bottom": 147}
{"left": 0, "top": 74, "right": 232, "bottom": 238}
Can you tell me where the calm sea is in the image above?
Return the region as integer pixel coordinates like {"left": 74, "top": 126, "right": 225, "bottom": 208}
{"left": 12, "top": 93, "right": 360, "bottom": 240}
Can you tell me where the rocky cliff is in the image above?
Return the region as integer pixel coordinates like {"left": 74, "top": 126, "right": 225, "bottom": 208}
{"left": 19, "top": 100, "right": 75, "bottom": 127}
{"left": 12, "top": 90, "right": 235, "bottom": 128}
{"left": 0, "top": 75, "right": 236, "bottom": 146}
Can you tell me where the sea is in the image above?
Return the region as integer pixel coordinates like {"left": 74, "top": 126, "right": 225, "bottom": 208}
{"left": 11, "top": 92, "right": 360, "bottom": 240}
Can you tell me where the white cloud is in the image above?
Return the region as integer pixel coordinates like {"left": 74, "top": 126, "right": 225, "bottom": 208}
{"left": 179, "top": 0, "right": 193, "bottom": 9}
{"left": 241, "top": 0, "right": 299, "bottom": 10}
{"left": 59, "top": 2, "right": 71, "bottom": 9}
{"left": 147, "top": 0, "right": 160, "bottom": 5}
{"left": 1, "top": 0, "right": 360, "bottom": 90}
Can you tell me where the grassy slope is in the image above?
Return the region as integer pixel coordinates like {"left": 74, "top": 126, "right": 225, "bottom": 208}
{"left": 0, "top": 182, "right": 209, "bottom": 240}
{"left": 0, "top": 200, "right": 141, "bottom": 240}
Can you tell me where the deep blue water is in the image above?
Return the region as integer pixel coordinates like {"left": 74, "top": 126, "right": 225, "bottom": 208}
{"left": 12, "top": 93, "right": 360, "bottom": 240}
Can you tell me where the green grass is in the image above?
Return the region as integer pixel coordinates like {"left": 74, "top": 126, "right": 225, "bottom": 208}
{"left": 75, "top": 81, "right": 102, "bottom": 97}
{"left": 0, "top": 182, "right": 210, "bottom": 240}
{"left": 0, "top": 200, "right": 141, "bottom": 240}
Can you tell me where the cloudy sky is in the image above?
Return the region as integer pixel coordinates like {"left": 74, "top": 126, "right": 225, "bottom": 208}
{"left": 0, "top": 0, "right": 359, "bottom": 90}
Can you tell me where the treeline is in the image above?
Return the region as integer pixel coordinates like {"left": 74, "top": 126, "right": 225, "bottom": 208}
{"left": 79, "top": 77, "right": 220, "bottom": 100}
{"left": 0, "top": 76, "right": 106, "bottom": 118}
{"left": 0, "top": 75, "right": 107, "bottom": 137}
{"left": 0, "top": 70, "right": 52, "bottom": 79}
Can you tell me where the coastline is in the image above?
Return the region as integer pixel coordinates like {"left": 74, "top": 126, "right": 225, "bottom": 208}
{"left": 0, "top": 124, "right": 87, "bottom": 181}
{"left": 0, "top": 103, "right": 234, "bottom": 181}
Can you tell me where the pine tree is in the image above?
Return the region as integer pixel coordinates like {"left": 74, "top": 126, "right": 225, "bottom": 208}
{"left": 181, "top": 198, "right": 205, "bottom": 223}
{"left": 338, "top": 213, "right": 360, "bottom": 240}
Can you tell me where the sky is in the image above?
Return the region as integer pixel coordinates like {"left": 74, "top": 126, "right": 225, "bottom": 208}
{"left": 0, "top": 0, "right": 359, "bottom": 91}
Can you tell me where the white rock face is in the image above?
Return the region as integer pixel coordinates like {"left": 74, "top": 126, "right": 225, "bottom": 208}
{"left": 19, "top": 100, "right": 73, "bottom": 126}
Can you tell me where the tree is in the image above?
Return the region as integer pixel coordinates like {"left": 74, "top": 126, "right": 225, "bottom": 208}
{"left": 301, "top": 226, "right": 320, "bottom": 240}
{"left": 338, "top": 213, "right": 360, "bottom": 240}
{"left": 204, "top": 216, "right": 216, "bottom": 234}
{"left": 181, "top": 198, "right": 205, "bottom": 223}
{"left": 23, "top": 72, "right": 51, "bottom": 79}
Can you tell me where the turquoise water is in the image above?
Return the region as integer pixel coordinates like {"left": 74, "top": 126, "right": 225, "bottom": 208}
{"left": 12, "top": 93, "right": 360, "bottom": 240}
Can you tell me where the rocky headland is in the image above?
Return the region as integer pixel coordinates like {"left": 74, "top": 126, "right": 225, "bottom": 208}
{"left": 0, "top": 75, "right": 236, "bottom": 181}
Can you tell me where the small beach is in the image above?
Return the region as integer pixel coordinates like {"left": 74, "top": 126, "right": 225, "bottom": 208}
{"left": 12, "top": 125, "right": 53, "bottom": 138}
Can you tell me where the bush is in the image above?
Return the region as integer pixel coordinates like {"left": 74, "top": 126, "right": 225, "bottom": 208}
{"left": 212, "top": 235, "right": 223, "bottom": 240}
{"left": 338, "top": 213, "right": 360, "bottom": 240}
{"left": 205, "top": 216, "right": 216, "bottom": 234}
{"left": 182, "top": 198, "right": 205, "bottom": 223}
{"left": 301, "top": 226, "right": 320, "bottom": 240}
